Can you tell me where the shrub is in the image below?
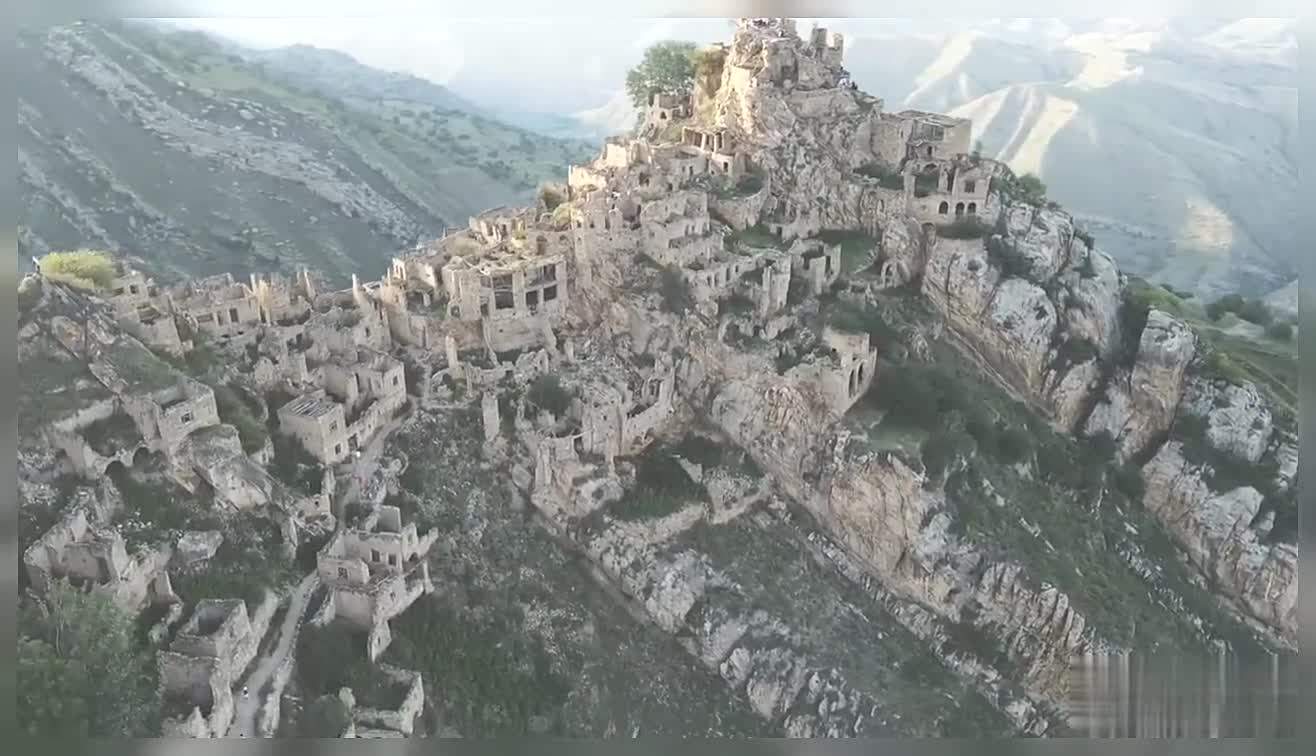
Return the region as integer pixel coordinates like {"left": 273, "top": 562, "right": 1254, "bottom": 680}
{"left": 213, "top": 385, "right": 267, "bottom": 455}
{"left": 301, "top": 694, "right": 352, "bottom": 737}
{"left": 537, "top": 182, "right": 567, "bottom": 211}
{"left": 920, "top": 429, "right": 973, "bottom": 482}
{"left": 1015, "top": 173, "right": 1047, "bottom": 204}
{"left": 39, "top": 250, "right": 116, "bottom": 290}
{"left": 527, "top": 374, "right": 572, "bottom": 417}
{"left": 1206, "top": 293, "right": 1272, "bottom": 326}
{"left": 1265, "top": 321, "right": 1293, "bottom": 341}
{"left": 659, "top": 266, "right": 694, "bottom": 314}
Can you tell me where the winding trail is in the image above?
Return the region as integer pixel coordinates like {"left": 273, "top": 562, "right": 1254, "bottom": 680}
{"left": 227, "top": 572, "right": 318, "bottom": 738}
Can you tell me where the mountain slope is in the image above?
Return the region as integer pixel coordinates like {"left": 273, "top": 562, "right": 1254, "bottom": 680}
{"left": 17, "top": 21, "right": 594, "bottom": 285}
{"left": 842, "top": 19, "right": 1298, "bottom": 301}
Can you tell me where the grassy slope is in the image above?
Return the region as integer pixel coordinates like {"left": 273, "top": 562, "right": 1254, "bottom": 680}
{"left": 17, "top": 21, "right": 594, "bottom": 284}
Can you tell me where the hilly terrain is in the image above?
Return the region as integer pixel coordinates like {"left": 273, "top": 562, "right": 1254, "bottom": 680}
{"left": 478, "top": 18, "right": 1295, "bottom": 302}
{"left": 833, "top": 18, "right": 1299, "bottom": 303}
{"left": 17, "top": 20, "right": 594, "bottom": 285}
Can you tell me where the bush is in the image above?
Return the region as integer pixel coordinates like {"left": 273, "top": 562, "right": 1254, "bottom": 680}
{"left": 1015, "top": 173, "right": 1047, "bottom": 205}
{"left": 1265, "top": 321, "right": 1293, "bottom": 341}
{"left": 527, "top": 374, "right": 572, "bottom": 417}
{"left": 920, "top": 430, "right": 973, "bottom": 482}
{"left": 214, "top": 385, "right": 268, "bottom": 455}
{"left": 39, "top": 250, "right": 116, "bottom": 290}
{"left": 1206, "top": 293, "right": 1272, "bottom": 326}
{"left": 301, "top": 694, "right": 352, "bottom": 737}
{"left": 660, "top": 266, "right": 694, "bottom": 314}
{"left": 537, "top": 182, "right": 567, "bottom": 211}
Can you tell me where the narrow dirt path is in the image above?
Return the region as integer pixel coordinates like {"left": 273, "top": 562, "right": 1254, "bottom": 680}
{"left": 227, "top": 572, "right": 318, "bottom": 738}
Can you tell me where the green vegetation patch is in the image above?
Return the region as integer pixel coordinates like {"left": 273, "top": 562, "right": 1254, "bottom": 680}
{"left": 213, "top": 384, "right": 268, "bottom": 454}
{"left": 18, "top": 585, "right": 160, "bottom": 736}
{"left": 80, "top": 410, "right": 141, "bottom": 457}
{"left": 39, "top": 250, "right": 116, "bottom": 290}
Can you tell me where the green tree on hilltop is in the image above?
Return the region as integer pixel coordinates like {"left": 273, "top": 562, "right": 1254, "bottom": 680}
{"left": 625, "top": 41, "right": 698, "bottom": 109}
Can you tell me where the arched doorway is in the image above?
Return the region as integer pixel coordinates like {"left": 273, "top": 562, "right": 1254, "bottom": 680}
{"left": 967, "top": 202, "right": 977, "bottom": 214}
{"left": 938, "top": 201, "right": 949, "bottom": 215}
{"left": 955, "top": 202, "right": 965, "bottom": 218}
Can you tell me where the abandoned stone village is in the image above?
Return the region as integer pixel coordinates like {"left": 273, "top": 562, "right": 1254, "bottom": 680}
{"left": 17, "top": 17, "right": 1297, "bottom": 738}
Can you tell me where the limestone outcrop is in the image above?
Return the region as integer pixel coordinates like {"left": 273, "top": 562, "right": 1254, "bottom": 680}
{"left": 1140, "top": 442, "right": 1298, "bottom": 646}
{"left": 1084, "top": 309, "right": 1197, "bottom": 460}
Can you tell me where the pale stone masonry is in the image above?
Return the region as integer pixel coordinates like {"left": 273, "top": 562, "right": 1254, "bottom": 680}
{"left": 312, "top": 505, "right": 439, "bottom": 661}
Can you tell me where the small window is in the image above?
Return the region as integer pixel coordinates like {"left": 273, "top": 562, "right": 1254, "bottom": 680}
{"left": 114, "top": 287, "right": 126, "bottom": 296}
{"left": 964, "top": 180, "right": 977, "bottom": 194}
{"left": 365, "top": 328, "right": 371, "bottom": 337}
{"left": 130, "top": 285, "right": 140, "bottom": 295}
{"left": 229, "top": 307, "right": 239, "bottom": 323}
{"left": 543, "top": 285, "right": 558, "bottom": 302}
{"left": 335, "top": 444, "right": 342, "bottom": 455}
{"left": 337, "top": 567, "right": 348, "bottom": 580}
{"left": 330, "top": 421, "right": 338, "bottom": 431}
{"left": 181, "top": 412, "right": 194, "bottom": 424}
{"left": 388, "top": 554, "right": 398, "bottom": 567}
{"left": 392, "top": 376, "right": 399, "bottom": 387}
{"left": 371, "top": 549, "right": 381, "bottom": 562}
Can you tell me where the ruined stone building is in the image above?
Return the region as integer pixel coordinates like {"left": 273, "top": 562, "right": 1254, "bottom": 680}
{"left": 171, "top": 273, "right": 264, "bottom": 341}
{"left": 277, "top": 348, "right": 407, "bottom": 465}
{"left": 158, "top": 598, "right": 265, "bottom": 738}
{"left": 22, "top": 507, "right": 175, "bottom": 615}
{"left": 312, "top": 505, "right": 439, "bottom": 660}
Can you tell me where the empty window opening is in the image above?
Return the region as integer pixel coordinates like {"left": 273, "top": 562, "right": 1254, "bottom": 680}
{"left": 938, "top": 201, "right": 949, "bottom": 215}
{"left": 544, "top": 285, "right": 558, "bottom": 302}
{"left": 955, "top": 202, "right": 965, "bottom": 218}
{"left": 494, "top": 291, "right": 515, "bottom": 310}
{"left": 967, "top": 202, "right": 977, "bottom": 214}
{"left": 964, "top": 180, "right": 977, "bottom": 194}
{"left": 526, "top": 290, "right": 540, "bottom": 308}
{"left": 372, "top": 549, "right": 381, "bottom": 562}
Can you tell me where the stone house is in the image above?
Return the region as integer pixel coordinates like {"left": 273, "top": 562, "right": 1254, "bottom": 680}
{"left": 158, "top": 598, "right": 265, "bottom": 738}
{"left": 23, "top": 507, "right": 175, "bottom": 615}
{"left": 277, "top": 347, "right": 407, "bottom": 465}
{"left": 172, "top": 273, "right": 264, "bottom": 342}
{"left": 313, "top": 505, "right": 439, "bottom": 661}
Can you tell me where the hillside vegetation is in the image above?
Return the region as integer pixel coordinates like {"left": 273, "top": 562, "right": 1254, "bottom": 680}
{"left": 17, "top": 21, "right": 594, "bottom": 285}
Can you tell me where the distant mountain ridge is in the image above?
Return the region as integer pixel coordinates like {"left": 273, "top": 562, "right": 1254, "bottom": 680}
{"left": 17, "top": 20, "right": 594, "bottom": 285}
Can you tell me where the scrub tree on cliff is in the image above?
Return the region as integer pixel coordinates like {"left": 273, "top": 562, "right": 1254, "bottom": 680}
{"left": 625, "top": 41, "right": 697, "bottom": 108}
{"left": 17, "top": 586, "right": 159, "bottom": 736}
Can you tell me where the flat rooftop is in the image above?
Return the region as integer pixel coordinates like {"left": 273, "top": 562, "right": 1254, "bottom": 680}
{"left": 282, "top": 393, "right": 341, "bottom": 419}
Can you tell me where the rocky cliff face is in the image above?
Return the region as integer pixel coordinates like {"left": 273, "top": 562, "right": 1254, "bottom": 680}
{"left": 1085, "top": 309, "right": 1197, "bottom": 461}
{"left": 1140, "top": 442, "right": 1298, "bottom": 646}
{"left": 921, "top": 206, "right": 1123, "bottom": 431}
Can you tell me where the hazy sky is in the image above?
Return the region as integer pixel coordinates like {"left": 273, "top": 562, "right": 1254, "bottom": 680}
{"left": 159, "top": 16, "right": 1292, "bottom": 114}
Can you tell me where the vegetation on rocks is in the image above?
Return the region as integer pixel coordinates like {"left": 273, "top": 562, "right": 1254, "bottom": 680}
{"left": 17, "top": 585, "right": 160, "bottom": 737}
{"left": 38, "top": 250, "right": 116, "bottom": 290}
